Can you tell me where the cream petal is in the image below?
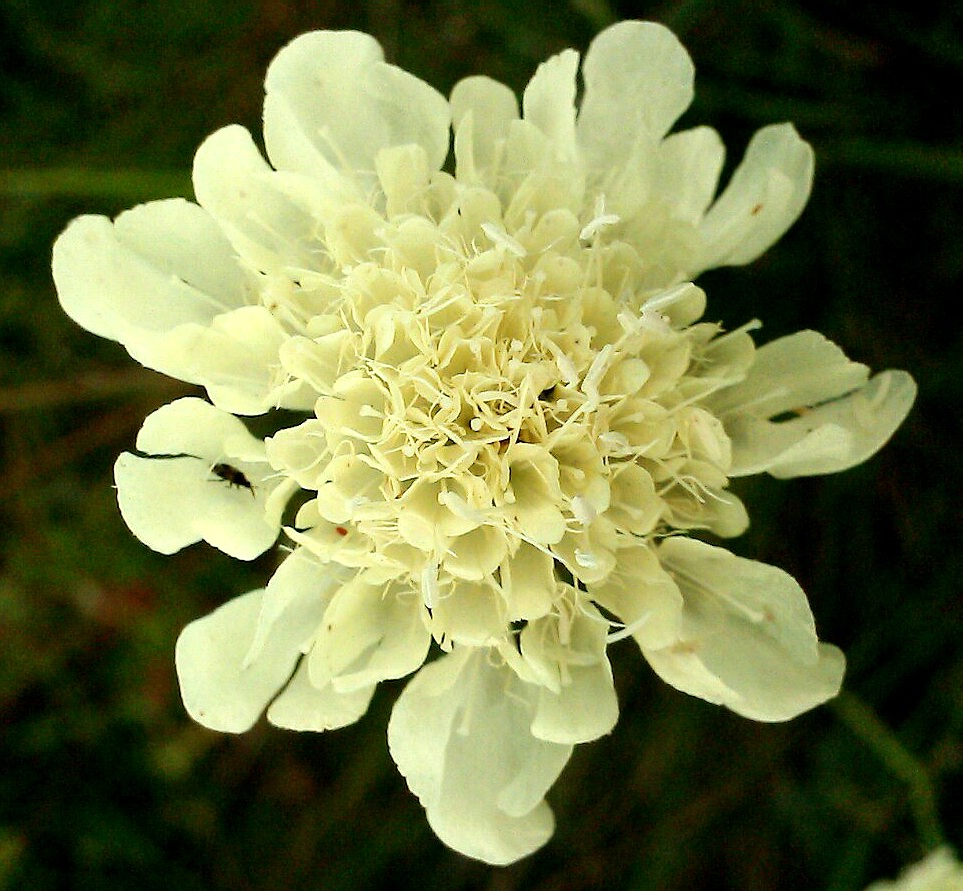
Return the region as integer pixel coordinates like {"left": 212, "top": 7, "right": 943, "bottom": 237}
{"left": 522, "top": 48, "right": 579, "bottom": 163}
{"left": 703, "top": 489, "right": 750, "bottom": 538}
{"left": 578, "top": 21, "right": 695, "bottom": 168}
{"left": 52, "top": 199, "right": 252, "bottom": 372}
{"left": 444, "top": 526, "right": 509, "bottom": 582}
{"left": 726, "top": 369, "right": 917, "bottom": 478}
{"left": 267, "top": 659, "right": 374, "bottom": 731}
{"left": 696, "top": 123, "right": 814, "bottom": 270}
{"left": 247, "top": 546, "right": 341, "bottom": 663}
{"left": 589, "top": 545, "right": 683, "bottom": 650}
{"left": 531, "top": 657, "right": 618, "bottom": 745}
{"left": 54, "top": 199, "right": 306, "bottom": 415}
{"left": 192, "top": 125, "right": 329, "bottom": 273}
{"left": 524, "top": 606, "right": 619, "bottom": 745}
{"left": 710, "top": 330, "right": 871, "bottom": 419}
{"left": 133, "top": 396, "right": 262, "bottom": 457}
{"left": 263, "top": 30, "right": 450, "bottom": 180}
{"left": 375, "top": 144, "right": 433, "bottom": 217}
{"left": 114, "top": 398, "right": 281, "bottom": 559}
{"left": 309, "top": 577, "right": 430, "bottom": 692}
{"left": 178, "top": 555, "right": 340, "bottom": 731}
{"left": 450, "top": 75, "right": 519, "bottom": 182}
{"left": 387, "top": 649, "right": 572, "bottom": 864}
{"left": 175, "top": 588, "right": 295, "bottom": 733}
{"left": 429, "top": 578, "right": 505, "bottom": 646}
{"left": 726, "top": 416, "right": 854, "bottom": 478}
{"left": 655, "top": 126, "right": 726, "bottom": 225}
{"left": 863, "top": 848, "right": 963, "bottom": 891}
{"left": 161, "top": 305, "right": 315, "bottom": 416}
{"left": 647, "top": 538, "right": 845, "bottom": 721}
{"left": 500, "top": 543, "right": 556, "bottom": 621}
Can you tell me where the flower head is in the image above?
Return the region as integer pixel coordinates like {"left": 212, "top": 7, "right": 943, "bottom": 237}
{"left": 52, "top": 21, "right": 916, "bottom": 863}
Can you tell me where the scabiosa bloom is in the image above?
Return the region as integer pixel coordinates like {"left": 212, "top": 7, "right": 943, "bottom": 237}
{"left": 53, "top": 21, "right": 915, "bottom": 863}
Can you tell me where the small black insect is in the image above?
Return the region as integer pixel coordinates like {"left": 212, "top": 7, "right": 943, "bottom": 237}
{"left": 210, "top": 462, "right": 255, "bottom": 495}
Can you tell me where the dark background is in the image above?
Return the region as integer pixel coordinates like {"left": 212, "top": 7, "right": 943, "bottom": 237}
{"left": 1, "top": 1, "right": 960, "bottom": 888}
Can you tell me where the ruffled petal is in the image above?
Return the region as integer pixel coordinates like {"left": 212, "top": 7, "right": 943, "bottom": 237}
{"left": 522, "top": 48, "right": 579, "bottom": 163}
{"left": 450, "top": 75, "right": 519, "bottom": 182}
{"left": 263, "top": 31, "right": 450, "bottom": 181}
{"left": 387, "top": 649, "right": 572, "bottom": 864}
{"left": 52, "top": 199, "right": 252, "bottom": 372}
{"left": 864, "top": 847, "right": 963, "bottom": 891}
{"left": 178, "top": 552, "right": 343, "bottom": 732}
{"left": 578, "top": 21, "right": 695, "bottom": 168}
{"left": 522, "top": 604, "right": 619, "bottom": 744}
{"left": 696, "top": 123, "right": 814, "bottom": 270}
{"left": 710, "top": 330, "right": 871, "bottom": 419}
{"left": 161, "top": 305, "right": 314, "bottom": 415}
{"left": 655, "top": 125, "right": 726, "bottom": 225}
{"left": 267, "top": 659, "right": 374, "bottom": 731}
{"left": 726, "top": 369, "right": 917, "bottom": 478}
{"left": 114, "top": 398, "right": 283, "bottom": 559}
{"left": 645, "top": 538, "right": 845, "bottom": 721}
{"left": 247, "top": 546, "right": 342, "bottom": 663}
{"left": 308, "top": 576, "right": 431, "bottom": 692}
{"left": 589, "top": 544, "right": 683, "bottom": 650}
{"left": 500, "top": 543, "right": 556, "bottom": 621}
{"left": 192, "top": 124, "right": 332, "bottom": 274}
{"left": 429, "top": 578, "right": 506, "bottom": 645}
{"left": 175, "top": 588, "right": 295, "bottom": 732}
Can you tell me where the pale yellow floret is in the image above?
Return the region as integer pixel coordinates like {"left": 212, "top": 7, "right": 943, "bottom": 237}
{"left": 256, "top": 159, "right": 748, "bottom": 650}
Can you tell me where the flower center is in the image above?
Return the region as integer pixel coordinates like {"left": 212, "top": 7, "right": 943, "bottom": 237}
{"left": 265, "top": 173, "right": 747, "bottom": 641}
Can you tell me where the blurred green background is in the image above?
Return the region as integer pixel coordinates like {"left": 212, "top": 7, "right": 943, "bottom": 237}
{"left": 1, "top": 0, "right": 960, "bottom": 888}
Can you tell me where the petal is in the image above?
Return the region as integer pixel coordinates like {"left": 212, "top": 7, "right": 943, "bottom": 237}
{"left": 646, "top": 538, "right": 845, "bottom": 721}
{"left": 163, "top": 305, "right": 314, "bottom": 415}
{"left": 696, "top": 123, "right": 814, "bottom": 270}
{"left": 192, "top": 124, "right": 331, "bottom": 273}
{"left": 175, "top": 588, "right": 295, "bottom": 732}
{"left": 309, "top": 577, "right": 431, "bottom": 692}
{"left": 444, "top": 526, "right": 510, "bottom": 583}
{"left": 263, "top": 31, "right": 450, "bottom": 180}
{"left": 450, "top": 75, "right": 519, "bottom": 182}
{"left": 267, "top": 659, "right": 374, "bottom": 731}
{"left": 589, "top": 544, "right": 683, "bottom": 650}
{"left": 523, "top": 605, "right": 619, "bottom": 744}
{"left": 726, "top": 369, "right": 917, "bottom": 478}
{"left": 578, "top": 21, "right": 695, "bottom": 168}
{"left": 133, "top": 395, "right": 261, "bottom": 457}
{"left": 247, "top": 546, "right": 342, "bottom": 663}
{"left": 387, "top": 649, "right": 572, "bottom": 864}
{"left": 52, "top": 199, "right": 252, "bottom": 372}
{"left": 710, "top": 330, "right": 871, "bottom": 419}
{"left": 864, "top": 848, "right": 963, "bottom": 891}
{"left": 429, "top": 578, "right": 505, "bottom": 645}
{"left": 114, "top": 398, "right": 282, "bottom": 559}
{"left": 177, "top": 549, "right": 344, "bottom": 732}
{"left": 522, "top": 48, "right": 579, "bottom": 163}
{"left": 51, "top": 198, "right": 312, "bottom": 415}
{"left": 500, "top": 543, "right": 556, "bottom": 621}
{"left": 655, "top": 125, "right": 726, "bottom": 225}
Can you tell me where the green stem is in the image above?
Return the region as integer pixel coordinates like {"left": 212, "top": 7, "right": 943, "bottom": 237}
{"left": 0, "top": 168, "right": 191, "bottom": 200}
{"left": 832, "top": 691, "right": 944, "bottom": 849}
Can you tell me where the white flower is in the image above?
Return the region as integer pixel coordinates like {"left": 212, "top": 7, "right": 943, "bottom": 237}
{"left": 864, "top": 848, "right": 963, "bottom": 891}
{"left": 52, "top": 21, "right": 916, "bottom": 864}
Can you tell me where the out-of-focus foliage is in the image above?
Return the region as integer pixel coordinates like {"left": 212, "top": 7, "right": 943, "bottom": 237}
{"left": 1, "top": 1, "right": 960, "bottom": 888}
